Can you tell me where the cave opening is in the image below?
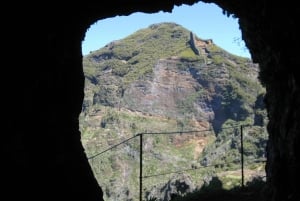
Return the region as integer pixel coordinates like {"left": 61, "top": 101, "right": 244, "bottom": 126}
{"left": 80, "top": 2, "right": 268, "bottom": 201}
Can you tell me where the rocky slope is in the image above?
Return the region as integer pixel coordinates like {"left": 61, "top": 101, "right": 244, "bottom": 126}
{"left": 80, "top": 22, "right": 268, "bottom": 201}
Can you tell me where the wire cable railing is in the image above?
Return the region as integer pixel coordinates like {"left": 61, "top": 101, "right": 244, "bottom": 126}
{"left": 87, "top": 124, "right": 267, "bottom": 201}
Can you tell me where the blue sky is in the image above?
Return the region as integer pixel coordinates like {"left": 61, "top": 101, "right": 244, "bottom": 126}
{"left": 82, "top": 2, "right": 251, "bottom": 58}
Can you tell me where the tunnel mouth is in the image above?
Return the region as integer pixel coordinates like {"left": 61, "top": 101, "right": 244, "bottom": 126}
{"left": 79, "top": 3, "right": 268, "bottom": 200}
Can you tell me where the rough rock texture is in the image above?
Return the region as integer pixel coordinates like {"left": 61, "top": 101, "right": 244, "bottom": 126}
{"left": 123, "top": 59, "right": 209, "bottom": 118}
{"left": 146, "top": 173, "right": 196, "bottom": 201}
{"left": 2, "top": 1, "right": 299, "bottom": 201}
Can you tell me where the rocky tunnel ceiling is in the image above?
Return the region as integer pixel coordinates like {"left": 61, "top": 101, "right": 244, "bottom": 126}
{"left": 2, "top": 1, "right": 299, "bottom": 201}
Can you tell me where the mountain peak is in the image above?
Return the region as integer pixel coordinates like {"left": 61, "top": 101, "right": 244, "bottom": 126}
{"left": 83, "top": 21, "right": 263, "bottom": 125}
{"left": 148, "top": 21, "right": 182, "bottom": 28}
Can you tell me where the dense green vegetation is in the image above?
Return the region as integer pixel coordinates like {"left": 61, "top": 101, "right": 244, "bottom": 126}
{"left": 84, "top": 23, "right": 194, "bottom": 87}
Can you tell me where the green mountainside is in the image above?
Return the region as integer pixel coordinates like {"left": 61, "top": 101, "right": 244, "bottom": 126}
{"left": 80, "top": 22, "right": 268, "bottom": 201}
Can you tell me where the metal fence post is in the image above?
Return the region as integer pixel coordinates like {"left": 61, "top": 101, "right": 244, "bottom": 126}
{"left": 240, "top": 125, "right": 244, "bottom": 188}
{"left": 139, "top": 133, "right": 143, "bottom": 201}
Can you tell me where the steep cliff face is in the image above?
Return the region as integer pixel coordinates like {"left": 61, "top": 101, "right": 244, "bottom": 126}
{"left": 123, "top": 58, "right": 210, "bottom": 119}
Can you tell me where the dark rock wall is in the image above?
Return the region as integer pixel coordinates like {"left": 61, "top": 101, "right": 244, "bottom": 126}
{"left": 234, "top": 4, "right": 300, "bottom": 201}
{"left": 2, "top": 1, "right": 299, "bottom": 201}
